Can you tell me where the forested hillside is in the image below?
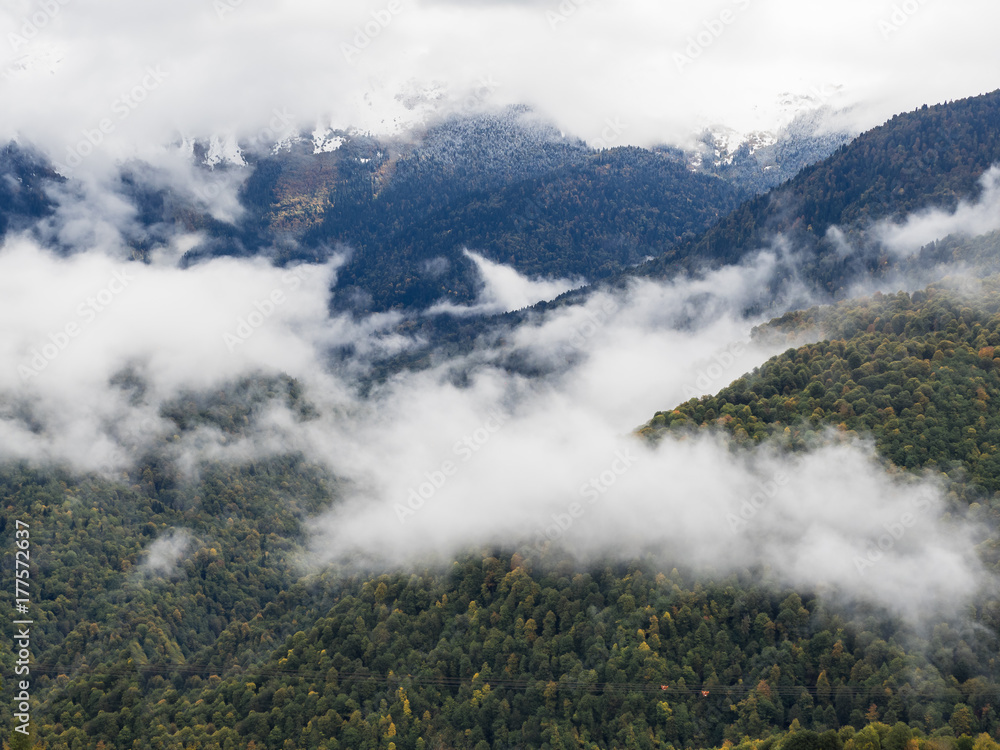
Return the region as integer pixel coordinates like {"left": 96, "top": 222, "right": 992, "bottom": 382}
{"left": 5, "top": 0, "right": 1000, "bottom": 747}
{"left": 641, "top": 278, "right": 1000, "bottom": 505}
{"left": 7, "top": 272, "right": 1000, "bottom": 749}
{"left": 2, "top": 456, "right": 999, "bottom": 750}
{"left": 263, "top": 120, "right": 744, "bottom": 311}
{"left": 0, "top": 143, "right": 60, "bottom": 238}
{"left": 319, "top": 146, "right": 740, "bottom": 311}
{"left": 67, "top": 108, "right": 749, "bottom": 312}
{"left": 635, "top": 91, "right": 1000, "bottom": 293}
{"left": 5, "top": 90, "right": 1000, "bottom": 750}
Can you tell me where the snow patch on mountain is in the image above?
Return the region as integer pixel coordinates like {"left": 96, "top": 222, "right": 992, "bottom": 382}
{"left": 203, "top": 135, "right": 247, "bottom": 168}
{"left": 311, "top": 128, "right": 346, "bottom": 154}
{"left": 701, "top": 128, "right": 779, "bottom": 168}
{"left": 688, "top": 84, "right": 849, "bottom": 170}
{"left": 325, "top": 79, "right": 459, "bottom": 138}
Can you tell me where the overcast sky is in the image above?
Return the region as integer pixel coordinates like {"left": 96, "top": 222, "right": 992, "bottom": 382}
{"left": 2, "top": 0, "right": 998, "bottom": 161}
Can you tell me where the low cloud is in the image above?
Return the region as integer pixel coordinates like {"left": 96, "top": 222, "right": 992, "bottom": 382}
{"left": 140, "top": 529, "right": 192, "bottom": 577}
{"left": 3, "top": 0, "right": 999, "bottom": 170}
{"left": 0, "top": 205, "right": 994, "bottom": 623}
{"left": 307, "top": 428, "right": 986, "bottom": 622}
{"left": 0, "top": 237, "right": 350, "bottom": 470}
{"left": 875, "top": 165, "right": 1000, "bottom": 255}
{"left": 427, "top": 249, "right": 584, "bottom": 315}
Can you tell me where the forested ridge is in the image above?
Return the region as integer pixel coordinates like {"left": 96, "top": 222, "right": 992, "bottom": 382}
{"left": 6, "top": 289, "right": 1000, "bottom": 750}
{"left": 641, "top": 278, "right": 1000, "bottom": 502}
{"left": 5, "top": 94, "right": 1000, "bottom": 750}
{"left": 0, "top": 143, "right": 60, "bottom": 237}
{"left": 634, "top": 90, "right": 1000, "bottom": 294}
{"left": 317, "top": 146, "right": 740, "bottom": 312}
{"left": 3, "top": 455, "right": 1000, "bottom": 750}
{"left": 0, "top": 108, "right": 748, "bottom": 315}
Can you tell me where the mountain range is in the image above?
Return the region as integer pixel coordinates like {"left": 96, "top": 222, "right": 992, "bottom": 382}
{"left": 3, "top": 89, "right": 1000, "bottom": 750}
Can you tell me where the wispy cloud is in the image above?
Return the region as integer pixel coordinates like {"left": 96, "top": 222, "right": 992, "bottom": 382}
{"left": 139, "top": 528, "right": 192, "bottom": 577}
{"left": 427, "top": 249, "right": 584, "bottom": 316}
{"left": 875, "top": 165, "right": 1000, "bottom": 255}
{"left": 2, "top": 0, "right": 998, "bottom": 165}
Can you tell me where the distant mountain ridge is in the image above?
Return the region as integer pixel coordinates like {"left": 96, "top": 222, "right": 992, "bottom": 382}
{"left": 631, "top": 90, "right": 1000, "bottom": 293}
{"left": 0, "top": 142, "right": 61, "bottom": 237}
{"left": 154, "top": 108, "right": 747, "bottom": 312}
{"left": 0, "top": 104, "right": 857, "bottom": 314}
{"left": 690, "top": 106, "right": 858, "bottom": 197}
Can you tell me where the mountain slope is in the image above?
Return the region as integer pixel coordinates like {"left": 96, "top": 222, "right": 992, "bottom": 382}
{"left": 159, "top": 110, "right": 747, "bottom": 311}
{"left": 641, "top": 278, "right": 1000, "bottom": 505}
{"left": 6, "top": 461, "right": 999, "bottom": 750}
{"left": 692, "top": 107, "right": 857, "bottom": 197}
{"left": 635, "top": 90, "right": 1000, "bottom": 292}
{"left": 0, "top": 142, "right": 61, "bottom": 238}
{"left": 326, "top": 146, "right": 741, "bottom": 311}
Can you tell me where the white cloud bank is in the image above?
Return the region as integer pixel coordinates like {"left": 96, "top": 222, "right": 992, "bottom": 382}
{"left": 1, "top": 0, "right": 998, "bottom": 166}
{"left": 876, "top": 166, "right": 1000, "bottom": 255}
{"left": 0, "top": 225, "right": 992, "bottom": 621}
